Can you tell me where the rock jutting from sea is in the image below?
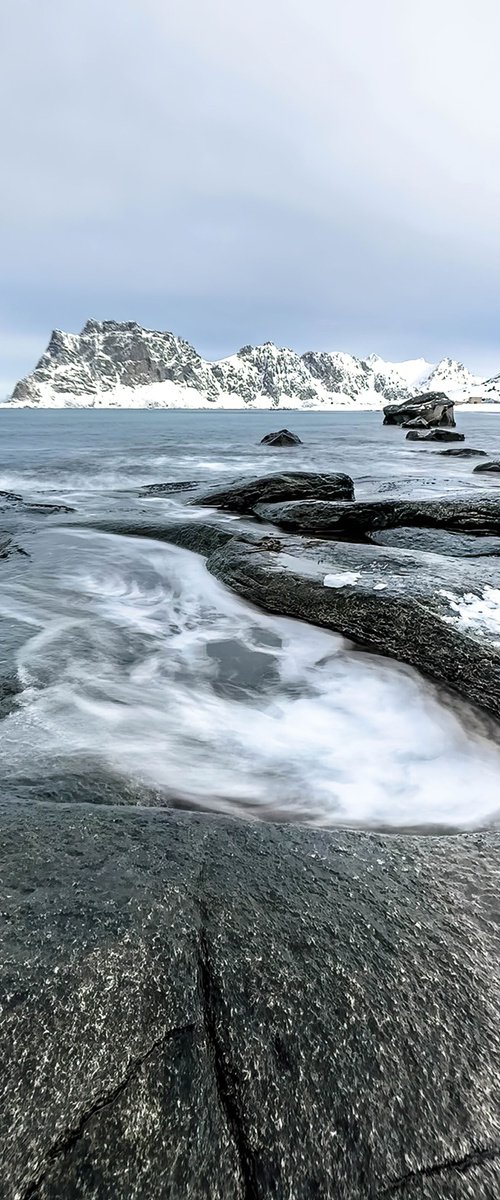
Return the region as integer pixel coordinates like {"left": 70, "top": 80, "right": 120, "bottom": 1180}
{"left": 383, "top": 392, "right": 456, "bottom": 427}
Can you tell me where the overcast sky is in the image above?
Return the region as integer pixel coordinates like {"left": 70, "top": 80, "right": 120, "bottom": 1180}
{"left": 1, "top": 0, "right": 500, "bottom": 394}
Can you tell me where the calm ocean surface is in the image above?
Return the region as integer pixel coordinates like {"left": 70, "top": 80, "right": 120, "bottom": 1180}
{"left": 1, "top": 408, "right": 500, "bottom": 829}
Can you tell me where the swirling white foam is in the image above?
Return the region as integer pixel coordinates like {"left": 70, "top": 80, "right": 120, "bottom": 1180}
{"left": 1, "top": 529, "right": 500, "bottom": 828}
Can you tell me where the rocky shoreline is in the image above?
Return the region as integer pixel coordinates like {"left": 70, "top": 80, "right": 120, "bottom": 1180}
{"left": 89, "top": 463, "right": 500, "bottom": 720}
{"left": 2, "top": 424, "right": 500, "bottom": 1197}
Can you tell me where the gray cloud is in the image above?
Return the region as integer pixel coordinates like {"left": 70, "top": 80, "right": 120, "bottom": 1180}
{"left": 1, "top": 0, "right": 500, "bottom": 391}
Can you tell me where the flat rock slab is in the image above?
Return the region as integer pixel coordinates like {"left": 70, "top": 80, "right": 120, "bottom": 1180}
{"left": 206, "top": 534, "right": 500, "bottom": 717}
{"left": 368, "top": 526, "right": 500, "bottom": 557}
{"left": 253, "top": 496, "right": 500, "bottom": 537}
{"left": 193, "top": 471, "right": 355, "bottom": 512}
{"left": 439, "top": 448, "right": 488, "bottom": 458}
{"left": 88, "top": 517, "right": 237, "bottom": 559}
{"left": 0, "top": 490, "right": 74, "bottom": 515}
{"left": 138, "top": 480, "right": 200, "bottom": 495}
{"left": 1, "top": 803, "right": 500, "bottom": 1199}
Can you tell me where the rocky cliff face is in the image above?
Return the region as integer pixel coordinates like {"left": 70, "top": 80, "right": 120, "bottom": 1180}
{"left": 8, "top": 320, "right": 500, "bottom": 408}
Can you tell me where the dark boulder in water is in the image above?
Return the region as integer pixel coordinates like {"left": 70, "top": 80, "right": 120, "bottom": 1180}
{"left": 473, "top": 461, "right": 500, "bottom": 474}
{"left": 383, "top": 392, "right": 455, "bottom": 427}
{"left": 439, "top": 447, "right": 487, "bottom": 457}
{"left": 2, "top": 802, "right": 500, "bottom": 1199}
{"left": 193, "top": 470, "right": 355, "bottom": 513}
{"left": 406, "top": 428, "right": 465, "bottom": 442}
{"left": 260, "top": 428, "right": 302, "bottom": 446}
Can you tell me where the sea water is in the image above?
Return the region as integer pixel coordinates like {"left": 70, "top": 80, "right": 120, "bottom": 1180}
{"left": 1, "top": 407, "right": 500, "bottom": 828}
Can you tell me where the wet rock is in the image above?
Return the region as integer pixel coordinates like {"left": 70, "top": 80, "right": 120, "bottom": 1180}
{"left": 1, "top": 802, "right": 500, "bottom": 1199}
{"left": 0, "top": 674, "right": 22, "bottom": 719}
{"left": 369, "top": 526, "right": 500, "bottom": 557}
{"left": 473, "top": 461, "right": 500, "bottom": 474}
{"left": 0, "top": 614, "right": 32, "bottom": 719}
{"left": 406, "top": 429, "right": 465, "bottom": 443}
{"left": 260, "top": 429, "right": 302, "bottom": 446}
{"left": 0, "top": 490, "right": 74, "bottom": 515}
{"left": 0, "top": 534, "right": 29, "bottom": 560}
{"left": 252, "top": 496, "right": 500, "bottom": 538}
{"left": 439, "top": 448, "right": 488, "bottom": 458}
{"left": 89, "top": 518, "right": 236, "bottom": 559}
{"left": 207, "top": 534, "right": 500, "bottom": 717}
{"left": 194, "top": 471, "right": 355, "bottom": 513}
{"left": 383, "top": 392, "right": 455, "bottom": 427}
{"left": 138, "top": 480, "right": 199, "bottom": 496}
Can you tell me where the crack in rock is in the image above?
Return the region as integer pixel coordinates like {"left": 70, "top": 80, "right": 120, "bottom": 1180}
{"left": 18, "top": 1022, "right": 196, "bottom": 1200}
{"left": 381, "top": 1143, "right": 500, "bottom": 1194}
{"left": 197, "top": 926, "right": 259, "bottom": 1200}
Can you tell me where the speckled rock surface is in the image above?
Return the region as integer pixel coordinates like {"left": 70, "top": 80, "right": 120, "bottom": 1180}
{"left": 251, "top": 496, "right": 500, "bottom": 537}
{"left": 1, "top": 803, "right": 500, "bottom": 1198}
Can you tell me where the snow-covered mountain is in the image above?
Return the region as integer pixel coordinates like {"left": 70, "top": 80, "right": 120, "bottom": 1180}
{"left": 5, "top": 320, "right": 500, "bottom": 409}
{"left": 423, "top": 357, "right": 483, "bottom": 397}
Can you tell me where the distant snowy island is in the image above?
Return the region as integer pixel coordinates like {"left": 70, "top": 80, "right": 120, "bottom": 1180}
{"left": 4, "top": 319, "right": 500, "bottom": 410}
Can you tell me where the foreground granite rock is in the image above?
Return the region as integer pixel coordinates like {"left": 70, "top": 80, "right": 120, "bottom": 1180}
{"left": 206, "top": 534, "right": 500, "bottom": 718}
{"left": 194, "top": 471, "right": 355, "bottom": 512}
{"left": 1, "top": 802, "right": 500, "bottom": 1199}
{"left": 383, "top": 392, "right": 455, "bottom": 427}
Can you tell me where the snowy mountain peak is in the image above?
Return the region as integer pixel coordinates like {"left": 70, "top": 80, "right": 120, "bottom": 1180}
{"left": 364, "top": 355, "right": 434, "bottom": 389}
{"left": 423, "top": 358, "right": 482, "bottom": 398}
{"left": 6, "top": 321, "right": 499, "bottom": 409}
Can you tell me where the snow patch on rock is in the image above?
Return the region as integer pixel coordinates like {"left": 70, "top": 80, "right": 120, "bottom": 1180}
{"left": 441, "top": 587, "right": 500, "bottom": 636}
{"left": 324, "top": 571, "right": 361, "bottom": 588}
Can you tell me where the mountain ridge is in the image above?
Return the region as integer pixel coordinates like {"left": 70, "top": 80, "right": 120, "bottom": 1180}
{"left": 6, "top": 319, "right": 499, "bottom": 409}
